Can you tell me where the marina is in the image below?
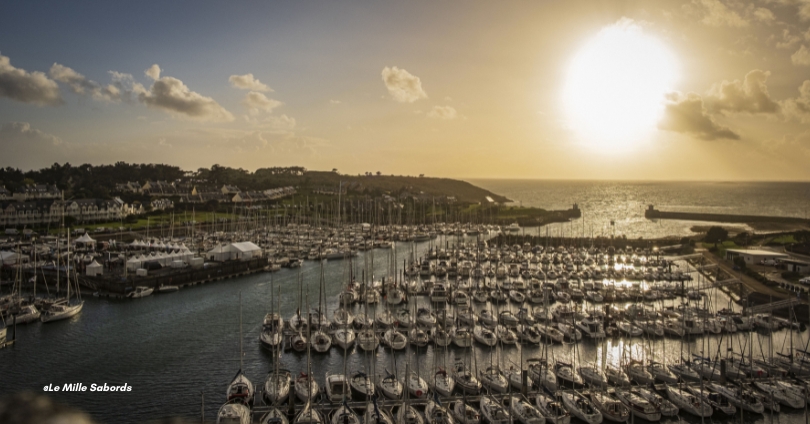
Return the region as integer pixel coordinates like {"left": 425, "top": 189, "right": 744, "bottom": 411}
{"left": 3, "top": 229, "right": 810, "bottom": 423}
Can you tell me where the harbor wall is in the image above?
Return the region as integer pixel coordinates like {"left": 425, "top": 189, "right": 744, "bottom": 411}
{"left": 644, "top": 205, "right": 810, "bottom": 224}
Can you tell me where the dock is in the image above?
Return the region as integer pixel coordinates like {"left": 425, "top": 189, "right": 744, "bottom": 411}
{"left": 644, "top": 205, "right": 810, "bottom": 225}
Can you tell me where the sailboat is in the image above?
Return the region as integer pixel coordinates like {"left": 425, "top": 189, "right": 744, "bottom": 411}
{"left": 216, "top": 403, "right": 251, "bottom": 424}
{"left": 260, "top": 279, "right": 284, "bottom": 350}
{"left": 41, "top": 229, "right": 84, "bottom": 322}
{"left": 226, "top": 293, "right": 254, "bottom": 407}
{"left": 295, "top": 294, "right": 320, "bottom": 403}
{"left": 312, "top": 261, "right": 332, "bottom": 353}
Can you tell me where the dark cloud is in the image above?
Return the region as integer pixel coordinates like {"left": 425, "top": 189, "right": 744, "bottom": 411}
{"left": 0, "top": 53, "right": 62, "bottom": 106}
{"left": 49, "top": 63, "right": 121, "bottom": 102}
{"left": 704, "top": 69, "right": 780, "bottom": 114}
{"left": 136, "top": 66, "right": 234, "bottom": 122}
{"left": 658, "top": 92, "right": 740, "bottom": 140}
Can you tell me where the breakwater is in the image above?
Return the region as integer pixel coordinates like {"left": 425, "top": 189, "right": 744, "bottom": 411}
{"left": 644, "top": 205, "right": 810, "bottom": 224}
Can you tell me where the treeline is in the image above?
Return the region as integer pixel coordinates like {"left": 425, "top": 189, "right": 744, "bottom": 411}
{"left": 0, "top": 162, "right": 185, "bottom": 199}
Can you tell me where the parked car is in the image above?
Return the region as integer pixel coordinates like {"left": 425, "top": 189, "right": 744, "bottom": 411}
{"left": 761, "top": 259, "right": 777, "bottom": 266}
{"left": 800, "top": 277, "right": 810, "bottom": 285}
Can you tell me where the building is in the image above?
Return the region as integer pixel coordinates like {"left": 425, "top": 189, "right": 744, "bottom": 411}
{"left": 221, "top": 185, "right": 241, "bottom": 195}
{"left": 142, "top": 180, "right": 177, "bottom": 196}
{"left": 12, "top": 184, "right": 60, "bottom": 201}
{"left": 725, "top": 249, "right": 789, "bottom": 265}
{"left": 782, "top": 258, "right": 810, "bottom": 274}
{"left": 0, "top": 186, "right": 10, "bottom": 200}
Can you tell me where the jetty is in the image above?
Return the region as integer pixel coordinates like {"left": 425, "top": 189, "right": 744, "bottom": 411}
{"left": 644, "top": 205, "right": 810, "bottom": 225}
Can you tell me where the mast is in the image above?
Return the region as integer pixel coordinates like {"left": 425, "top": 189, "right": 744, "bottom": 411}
{"left": 239, "top": 291, "right": 243, "bottom": 372}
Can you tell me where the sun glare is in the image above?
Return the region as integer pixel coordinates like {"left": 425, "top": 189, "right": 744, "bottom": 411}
{"left": 563, "top": 20, "right": 678, "bottom": 150}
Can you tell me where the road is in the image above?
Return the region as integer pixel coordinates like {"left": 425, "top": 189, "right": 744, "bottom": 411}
{"left": 699, "top": 250, "right": 787, "bottom": 299}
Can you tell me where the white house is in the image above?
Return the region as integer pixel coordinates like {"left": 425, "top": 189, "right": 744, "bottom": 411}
{"left": 725, "top": 249, "right": 789, "bottom": 265}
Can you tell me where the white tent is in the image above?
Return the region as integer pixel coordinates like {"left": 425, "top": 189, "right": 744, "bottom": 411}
{"left": 74, "top": 233, "right": 96, "bottom": 248}
{"left": 86, "top": 260, "right": 103, "bottom": 276}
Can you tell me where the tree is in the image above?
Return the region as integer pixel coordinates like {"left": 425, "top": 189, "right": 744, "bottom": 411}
{"left": 705, "top": 226, "right": 729, "bottom": 247}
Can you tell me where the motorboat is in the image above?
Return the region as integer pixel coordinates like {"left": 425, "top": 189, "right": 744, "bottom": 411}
{"left": 325, "top": 372, "right": 350, "bottom": 403}
{"left": 576, "top": 316, "right": 606, "bottom": 339}
{"left": 127, "top": 286, "right": 154, "bottom": 298}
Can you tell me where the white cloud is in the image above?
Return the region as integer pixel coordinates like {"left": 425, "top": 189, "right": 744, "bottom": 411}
{"left": 0, "top": 53, "right": 62, "bottom": 106}
{"left": 265, "top": 114, "right": 296, "bottom": 131}
{"left": 792, "top": 45, "right": 810, "bottom": 65}
{"left": 229, "top": 73, "right": 272, "bottom": 92}
{"left": 49, "top": 63, "right": 122, "bottom": 102}
{"left": 329, "top": 99, "right": 341, "bottom": 104}
{"left": 242, "top": 91, "right": 282, "bottom": 115}
{"left": 381, "top": 66, "right": 428, "bottom": 103}
{"left": 427, "top": 105, "right": 458, "bottom": 120}
{"left": 145, "top": 64, "right": 161, "bottom": 80}
{"left": 137, "top": 66, "right": 234, "bottom": 122}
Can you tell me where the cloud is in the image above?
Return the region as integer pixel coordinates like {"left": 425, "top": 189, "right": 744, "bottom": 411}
{"left": 381, "top": 66, "right": 427, "bottom": 103}
{"left": 265, "top": 114, "right": 296, "bottom": 131}
{"left": 704, "top": 70, "right": 780, "bottom": 114}
{"left": 427, "top": 105, "right": 458, "bottom": 120}
{"left": 658, "top": 92, "right": 740, "bottom": 140}
{"left": 137, "top": 66, "right": 234, "bottom": 122}
{"left": 0, "top": 122, "right": 62, "bottom": 146}
{"left": 229, "top": 73, "right": 272, "bottom": 92}
{"left": 685, "top": 0, "right": 749, "bottom": 27}
{"left": 49, "top": 63, "right": 122, "bottom": 102}
{"left": 792, "top": 45, "right": 810, "bottom": 65}
{"left": 329, "top": 99, "right": 341, "bottom": 104}
{"left": 775, "top": 29, "right": 803, "bottom": 49}
{"left": 783, "top": 80, "right": 810, "bottom": 121}
{"left": 145, "top": 64, "right": 161, "bottom": 80}
{"left": 0, "top": 53, "right": 62, "bottom": 106}
{"left": 753, "top": 7, "right": 776, "bottom": 23}
{"left": 242, "top": 91, "right": 282, "bottom": 115}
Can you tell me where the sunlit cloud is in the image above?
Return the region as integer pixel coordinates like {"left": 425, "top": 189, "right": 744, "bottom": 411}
{"left": 242, "top": 91, "right": 282, "bottom": 115}
{"left": 229, "top": 73, "right": 272, "bottom": 92}
{"left": 791, "top": 45, "right": 810, "bottom": 65}
{"left": 137, "top": 65, "right": 234, "bottom": 122}
{"left": 381, "top": 66, "right": 427, "bottom": 103}
{"left": 704, "top": 69, "right": 780, "bottom": 114}
{"left": 49, "top": 63, "right": 122, "bottom": 102}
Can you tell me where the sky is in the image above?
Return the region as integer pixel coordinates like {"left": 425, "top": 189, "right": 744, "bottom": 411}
{"left": 2, "top": 0, "right": 810, "bottom": 180}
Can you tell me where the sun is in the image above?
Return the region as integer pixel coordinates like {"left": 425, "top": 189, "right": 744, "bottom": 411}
{"left": 562, "top": 20, "right": 678, "bottom": 150}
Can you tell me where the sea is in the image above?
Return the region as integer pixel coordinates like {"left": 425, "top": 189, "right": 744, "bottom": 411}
{"left": 470, "top": 180, "right": 810, "bottom": 239}
{"left": 2, "top": 180, "right": 810, "bottom": 424}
